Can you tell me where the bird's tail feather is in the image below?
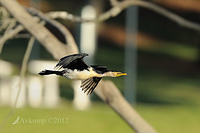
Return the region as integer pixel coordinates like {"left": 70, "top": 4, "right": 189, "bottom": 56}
{"left": 39, "top": 70, "right": 64, "bottom": 76}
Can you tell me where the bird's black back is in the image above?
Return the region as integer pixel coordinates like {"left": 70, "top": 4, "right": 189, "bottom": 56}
{"left": 91, "top": 65, "right": 108, "bottom": 74}
{"left": 55, "top": 53, "right": 89, "bottom": 71}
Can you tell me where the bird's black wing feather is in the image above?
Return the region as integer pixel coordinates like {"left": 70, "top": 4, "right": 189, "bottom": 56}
{"left": 81, "top": 77, "right": 102, "bottom": 95}
{"left": 55, "top": 53, "right": 89, "bottom": 70}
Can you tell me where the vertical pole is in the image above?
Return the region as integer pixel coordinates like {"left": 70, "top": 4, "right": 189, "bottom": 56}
{"left": 80, "top": 5, "right": 96, "bottom": 64}
{"left": 27, "top": 76, "right": 43, "bottom": 108}
{"left": 0, "top": 79, "right": 11, "bottom": 105}
{"left": 43, "top": 75, "right": 59, "bottom": 108}
{"left": 124, "top": 6, "right": 138, "bottom": 104}
{"left": 0, "top": 60, "right": 12, "bottom": 106}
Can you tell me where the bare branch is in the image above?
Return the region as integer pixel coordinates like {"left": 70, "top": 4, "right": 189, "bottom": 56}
{"left": 4, "top": 19, "right": 17, "bottom": 34}
{"left": 46, "top": 11, "right": 91, "bottom": 23}
{"left": 95, "top": 81, "right": 157, "bottom": 133}
{"left": 14, "top": 34, "right": 30, "bottom": 39}
{"left": 0, "top": 6, "right": 10, "bottom": 25}
{"left": 15, "top": 36, "right": 35, "bottom": 109}
{"left": 115, "top": 0, "right": 200, "bottom": 31}
{"left": 46, "top": 7, "right": 122, "bottom": 23}
{"left": 0, "top": 18, "right": 15, "bottom": 32}
{"left": 47, "top": 0, "right": 200, "bottom": 31}
{"left": 0, "top": 0, "right": 78, "bottom": 59}
{"left": 110, "top": 0, "right": 120, "bottom": 6}
{"left": 0, "top": 24, "right": 24, "bottom": 54}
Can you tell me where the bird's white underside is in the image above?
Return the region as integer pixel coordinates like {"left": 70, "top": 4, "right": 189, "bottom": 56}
{"left": 63, "top": 67, "right": 101, "bottom": 80}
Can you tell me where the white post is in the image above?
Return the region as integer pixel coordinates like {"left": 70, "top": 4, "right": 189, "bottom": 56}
{"left": 0, "top": 79, "right": 11, "bottom": 106}
{"left": 0, "top": 60, "right": 13, "bottom": 106}
{"left": 43, "top": 75, "right": 59, "bottom": 108}
{"left": 72, "top": 80, "right": 91, "bottom": 110}
{"left": 80, "top": 5, "right": 97, "bottom": 64}
{"left": 27, "top": 76, "right": 43, "bottom": 108}
{"left": 0, "top": 60, "right": 12, "bottom": 76}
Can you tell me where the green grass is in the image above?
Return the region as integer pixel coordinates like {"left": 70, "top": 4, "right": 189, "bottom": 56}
{"left": 0, "top": 103, "right": 132, "bottom": 133}
{"left": 0, "top": 103, "right": 200, "bottom": 133}
{"left": 137, "top": 105, "right": 200, "bottom": 133}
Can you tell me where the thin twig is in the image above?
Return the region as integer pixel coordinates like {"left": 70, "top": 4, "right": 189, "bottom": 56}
{"left": 0, "top": 18, "right": 13, "bottom": 32}
{"left": 0, "top": 36, "right": 35, "bottom": 131}
{"left": 0, "top": 17, "right": 44, "bottom": 55}
{"left": 13, "top": 36, "right": 35, "bottom": 109}
{"left": 4, "top": 19, "right": 17, "bottom": 34}
{"left": 0, "top": 7, "right": 10, "bottom": 26}
{"left": 0, "top": 24, "right": 24, "bottom": 54}
{"left": 14, "top": 34, "right": 30, "bottom": 38}
{"left": 116, "top": 0, "right": 200, "bottom": 31}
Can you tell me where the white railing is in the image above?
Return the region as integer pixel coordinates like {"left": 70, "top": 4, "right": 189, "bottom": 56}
{"left": 0, "top": 60, "right": 90, "bottom": 110}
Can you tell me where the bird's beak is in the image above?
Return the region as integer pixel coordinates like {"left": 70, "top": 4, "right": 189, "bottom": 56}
{"left": 116, "top": 72, "right": 127, "bottom": 77}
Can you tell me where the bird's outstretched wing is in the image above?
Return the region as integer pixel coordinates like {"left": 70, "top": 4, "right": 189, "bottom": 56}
{"left": 55, "top": 53, "right": 89, "bottom": 71}
{"left": 81, "top": 77, "right": 102, "bottom": 95}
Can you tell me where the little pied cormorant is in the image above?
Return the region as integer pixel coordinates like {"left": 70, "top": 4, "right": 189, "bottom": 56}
{"left": 39, "top": 53, "right": 127, "bottom": 94}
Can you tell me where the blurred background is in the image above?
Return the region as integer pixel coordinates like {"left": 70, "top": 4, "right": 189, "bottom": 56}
{"left": 0, "top": 0, "right": 200, "bottom": 133}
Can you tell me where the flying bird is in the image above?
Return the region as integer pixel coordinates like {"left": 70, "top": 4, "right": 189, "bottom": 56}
{"left": 39, "top": 53, "right": 127, "bottom": 94}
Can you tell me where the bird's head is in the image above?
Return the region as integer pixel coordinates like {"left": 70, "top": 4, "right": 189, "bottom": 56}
{"left": 104, "top": 71, "right": 127, "bottom": 77}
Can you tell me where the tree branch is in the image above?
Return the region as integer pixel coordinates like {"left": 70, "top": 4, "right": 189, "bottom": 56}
{"left": 115, "top": 0, "right": 200, "bottom": 31}
{"left": 95, "top": 81, "right": 157, "bottom": 133}
{"left": 0, "top": 24, "right": 24, "bottom": 54}
{"left": 47, "top": 0, "right": 200, "bottom": 31}
{"left": 0, "top": 0, "right": 77, "bottom": 59}
{"left": 15, "top": 36, "right": 35, "bottom": 109}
